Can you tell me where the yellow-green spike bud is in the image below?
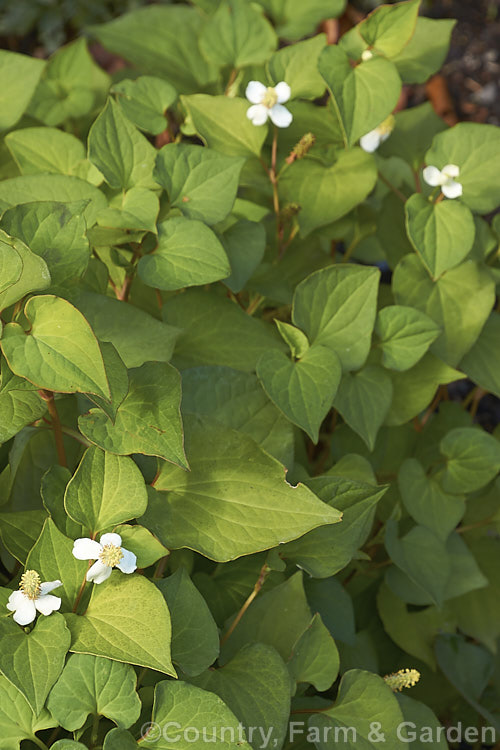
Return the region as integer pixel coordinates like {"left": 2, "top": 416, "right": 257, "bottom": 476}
{"left": 280, "top": 202, "right": 301, "bottom": 221}
{"left": 20, "top": 570, "right": 41, "bottom": 600}
{"left": 384, "top": 668, "right": 421, "bottom": 692}
{"left": 99, "top": 544, "right": 124, "bottom": 568}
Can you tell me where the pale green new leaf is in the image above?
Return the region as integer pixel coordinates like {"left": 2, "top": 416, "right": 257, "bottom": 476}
{"left": 96, "top": 188, "right": 159, "bottom": 233}
{"left": 113, "top": 524, "right": 168, "bottom": 569}
{"left": 88, "top": 98, "right": 157, "bottom": 190}
{"left": 405, "top": 193, "right": 475, "bottom": 278}
{"left": 65, "top": 574, "right": 175, "bottom": 675}
{"left": 138, "top": 217, "right": 230, "bottom": 291}
{"left": 292, "top": 265, "right": 380, "bottom": 371}
{"left": 0, "top": 239, "right": 22, "bottom": 294}
{"left": 142, "top": 417, "right": 341, "bottom": 562}
{"left": 319, "top": 45, "right": 401, "bottom": 148}
{"left": 0, "top": 51, "right": 45, "bottom": 132}
{"left": 182, "top": 95, "right": 268, "bottom": 157}
{"left": 5, "top": 128, "right": 86, "bottom": 177}
{"left": 257, "top": 344, "right": 341, "bottom": 442}
{"left": 392, "top": 18, "right": 456, "bottom": 84}
{"left": 1, "top": 295, "right": 110, "bottom": 400}
{"left": 375, "top": 305, "right": 441, "bottom": 371}
{"left": 64, "top": 446, "right": 148, "bottom": 534}
{"left": 359, "top": 0, "right": 420, "bottom": 58}
{"left": 47, "top": 653, "right": 141, "bottom": 730}
{"left": 154, "top": 144, "right": 244, "bottom": 225}
{"left": 268, "top": 35, "right": 326, "bottom": 99}
{"left": 0, "top": 613, "right": 70, "bottom": 715}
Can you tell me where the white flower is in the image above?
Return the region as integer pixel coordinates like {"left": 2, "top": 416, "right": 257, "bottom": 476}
{"left": 422, "top": 163, "right": 463, "bottom": 199}
{"left": 245, "top": 81, "right": 293, "bottom": 128}
{"left": 360, "top": 115, "right": 395, "bottom": 153}
{"left": 7, "top": 570, "right": 62, "bottom": 626}
{"left": 72, "top": 532, "right": 137, "bottom": 584}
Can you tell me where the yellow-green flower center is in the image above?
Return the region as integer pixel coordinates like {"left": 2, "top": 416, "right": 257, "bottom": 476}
{"left": 262, "top": 87, "right": 278, "bottom": 109}
{"left": 384, "top": 668, "right": 420, "bottom": 692}
{"left": 99, "top": 544, "right": 124, "bottom": 568}
{"left": 20, "top": 570, "right": 41, "bottom": 600}
{"left": 377, "top": 114, "right": 395, "bottom": 137}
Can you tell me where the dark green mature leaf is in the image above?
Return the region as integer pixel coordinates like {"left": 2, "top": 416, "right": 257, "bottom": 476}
{"left": 0, "top": 51, "right": 45, "bottom": 132}
{"left": 162, "top": 289, "right": 284, "bottom": 372}
{"left": 222, "top": 220, "right": 266, "bottom": 293}
{"left": 333, "top": 365, "right": 392, "bottom": 451}
{"left": 65, "top": 574, "right": 175, "bottom": 675}
{"left": 64, "top": 447, "right": 148, "bottom": 534}
{"left": 396, "top": 693, "right": 449, "bottom": 749}
{"left": 292, "top": 265, "right": 380, "bottom": 371}
{"left": 199, "top": 0, "right": 277, "bottom": 67}
{"left": 0, "top": 510, "right": 46, "bottom": 563}
{"left": 398, "top": 458, "right": 465, "bottom": 540}
{"left": 460, "top": 312, "right": 500, "bottom": 398}
{"left": 375, "top": 305, "right": 441, "bottom": 371}
{"left": 138, "top": 217, "right": 230, "bottom": 291}
{"left": 279, "top": 149, "right": 377, "bottom": 236}
{"left": 41, "top": 466, "right": 83, "bottom": 539}
{"left": 155, "top": 568, "right": 219, "bottom": 677}
{"left": 281, "top": 476, "right": 386, "bottom": 577}
{"left": 0, "top": 675, "right": 56, "bottom": 750}
{"left": 392, "top": 255, "right": 495, "bottom": 366}
{"left": 189, "top": 643, "right": 291, "bottom": 750}
{"left": 79, "top": 362, "right": 186, "bottom": 468}
{"left": 221, "top": 572, "right": 311, "bottom": 662}
{"left": 258, "top": 0, "right": 346, "bottom": 40}
{"left": 379, "top": 102, "right": 447, "bottom": 170}
{"left": 88, "top": 99, "right": 157, "bottom": 190}
{"left": 90, "top": 6, "right": 218, "bottom": 93}
{"left": 71, "top": 291, "right": 179, "bottom": 369}
{"left": 182, "top": 95, "right": 268, "bottom": 157}
{"left": 26, "top": 519, "right": 87, "bottom": 611}
{"left": 405, "top": 194, "right": 475, "bottom": 279}
{"left": 309, "top": 670, "right": 406, "bottom": 750}
{"left": 426, "top": 122, "right": 500, "bottom": 213}
{"left": 1, "top": 202, "right": 90, "bottom": 287}
{"left": 181, "top": 366, "right": 294, "bottom": 466}
{"left": 47, "top": 654, "right": 141, "bottom": 730}
{"left": 257, "top": 344, "right": 341, "bottom": 442}
{"left": 0, "top": 614, "right": 70, "bottom": 715}
{"left": 319, "top": 45, "right": 401, "bottom": 147}
{"left": 103, "top": 729, "right": 138, "bottom": 750}
{"left": 0, "top": 385, "right": 47, "bottom": 446}
{"left": 440, "top": 427, "right": 500, "bottom": 493}
{"left": 0, "top": 232, "right": 50, "bottom": 312}
{"left": 155, "top": 144, "right": 244, "bottom": 225}
{"left": 288, "top": 614, "right": 339, "bottom": 692}
{"left": 96, "top": 188, "right": 159, "bottom": 232}
{"left": 148, "top": 680, "right": 252, "bottom": 750}
{"left": 143, "top": 418, "right": 341, "bottom": 561}
{"left": 1, "top": 295, "right": 110, "bottom": 400}
{"left": 112, "top": 75, "right": 177, "bottom": 135}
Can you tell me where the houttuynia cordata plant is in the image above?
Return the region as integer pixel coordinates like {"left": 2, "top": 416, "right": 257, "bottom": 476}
{"left": 0, "top": 0, "right": 499, "bottom": 748}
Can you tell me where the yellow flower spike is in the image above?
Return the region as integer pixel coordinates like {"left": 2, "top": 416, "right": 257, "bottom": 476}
{"left": 20, "top": 569, "right": 42, "bottom": 600}
{"left": 384, "top": 668, "right": 421, "bottom": 692}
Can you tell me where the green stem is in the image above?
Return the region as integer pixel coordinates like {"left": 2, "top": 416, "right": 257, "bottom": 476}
{"left": 90, "top": 713, "right": 100, "bottom": 749}
{"left": 30, "top": 736, "right": 49, "bottom": 750}
{"left": 378, "top": 171, "right": 406, "bottom": 203}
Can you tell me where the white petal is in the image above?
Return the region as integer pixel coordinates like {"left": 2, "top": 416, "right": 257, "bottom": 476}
{"left": 73, "top": 538, "right": 102, "bottom": 560}
{"left": 116, "top": 548, "right": 137, "bottom": 574}
{"left": 87, "top": 560, "right": 112, "bottom": 584}
{"left": 99, "top": 532, "right": 122, "bottom": 548}
{"left": 35, "top": 594, "right": 61, "bottom": 616}
{"left": 422, "top": 165, "right": 444, "bottom": 187}
{"left": 246, "top": 104, "right": 268, "bottom": 126}
{"left": 360, "top": 130, "right": 381, "bottom": 153}
{"left": 443, "top": 163, "right": 460, "bottom": 178}
{"left": 269, "top": 104, "right": 293, "bottom": 128}
{"left": 6, "top": 590, "right": 26, "bottom": 611}
{"left": 274, "top": 81, "right": 291, "bottom": 104}
{"left": 12, "top": 598, "right": 37, "bottom": 626}
{"left": 39, "top": 580, "right": 62, "bottom": 596}
{"left": 442, "top": 180, "right": 463, "bottom": 199}
{"left": 245, "top": 81, "right": 267, "bottom": 104}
